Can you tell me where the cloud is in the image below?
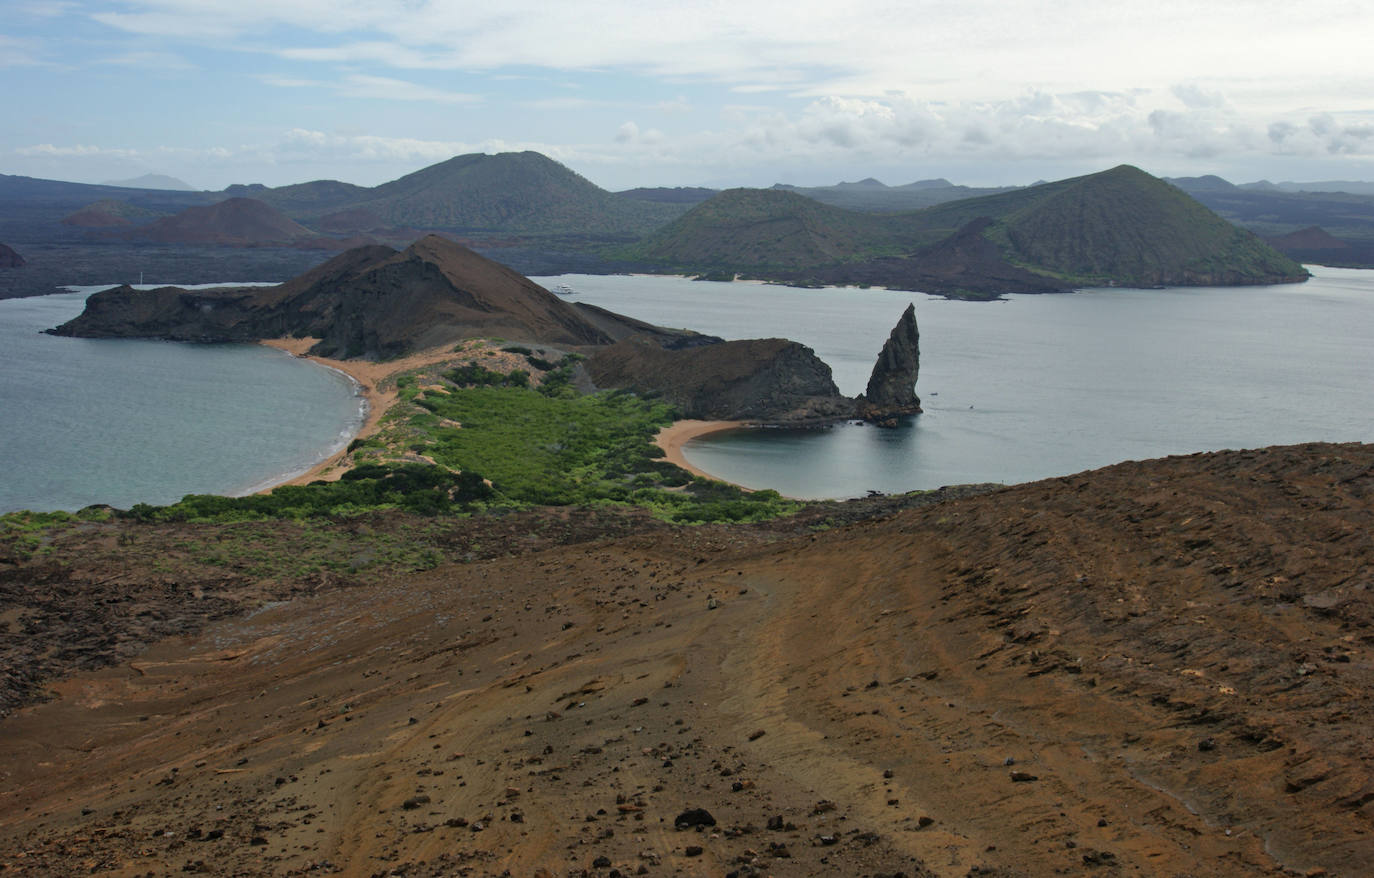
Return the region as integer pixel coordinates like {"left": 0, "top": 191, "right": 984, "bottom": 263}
{"left": 96, "top": 50, "right": 196, "bottom": 71}
{"left": 0, "top": 34, "right": 44, "bottom": 67}
{"left": 83, "top": 0, "right": 1374, "bottom": 106}
{"left": 339, "top": 74, "right": 480, "bottom": 104}
{"left": 16, "top": 143, "right": 140, "bottom": 158}
{"left": 259, "top": 72, "right": 480, "bottom": 105}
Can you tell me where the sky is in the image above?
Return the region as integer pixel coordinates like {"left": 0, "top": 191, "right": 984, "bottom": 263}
{"left": 4, "top": 0, "right": 1374, "bottom": 192}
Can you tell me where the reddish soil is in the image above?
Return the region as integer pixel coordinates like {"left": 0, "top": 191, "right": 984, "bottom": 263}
{"left": 1, "top": 442, "right": 1371, "bottom": 877}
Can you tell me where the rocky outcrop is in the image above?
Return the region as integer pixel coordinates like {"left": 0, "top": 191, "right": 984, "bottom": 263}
{"left": 586, "top": 336, "right": 854, "bottom": 422}
{"left": 858, "top": 303, "right": 921, "bottom": 423}
{"left": 0, "top": 243, "right": 23, "bottom": 268}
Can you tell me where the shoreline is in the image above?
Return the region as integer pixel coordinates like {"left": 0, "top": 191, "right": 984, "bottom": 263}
{"left": 256, "top": 339, "right": 466, "bottom": 489}
{"left": 654, "top": 419, "right": 747, "bottom": 483}
{"left": 253, "top": 344, "right": 755, "bottom": 495}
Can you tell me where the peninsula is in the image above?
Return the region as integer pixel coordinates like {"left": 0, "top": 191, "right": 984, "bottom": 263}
{"left": 50, "top": 234, "right": 922, "bottom": 427}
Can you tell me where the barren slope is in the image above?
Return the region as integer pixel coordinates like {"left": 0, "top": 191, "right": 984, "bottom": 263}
{"left": 1, "top": 443, "right": 1371, "bottom": 876}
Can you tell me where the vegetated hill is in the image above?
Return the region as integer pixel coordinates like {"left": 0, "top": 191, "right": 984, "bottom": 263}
{"left": 623, "top": 188, "right": 913, "bottom": 269}
{"left": 267, "top": 152, "right": 688, "bottom": 236}
{"left": 616, "top": 186, "right": 717, "bottom": 204}
{"left": 114, "top": 197, "right": 323, "bottom": 246}
{"left": 250, "top": 179, "right": 372, "bottom": 216}
{"left": 779, "top": 178, "right": 1022, "bottom": 212}
{"left": 618, "top": 166, "right": 1306, "bottom": 294}
{"left": 989, "top": 165, "right": 1307, "bottom": 286}
{"left": 61, "top": 199, "right": 163, "bottom": 227}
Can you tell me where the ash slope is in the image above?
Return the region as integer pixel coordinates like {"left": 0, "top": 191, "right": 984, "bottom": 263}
{"left": 1, "top": 442, "right": 1371, "bottom": 876}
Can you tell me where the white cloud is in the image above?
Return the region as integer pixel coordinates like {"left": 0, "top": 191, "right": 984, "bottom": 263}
{"left": 259, "top": 72, "right": 480, "bottom": 105}
{"left": 16, "top": 143, "right": 140, "bottom": 158}
{"left": 339, "top": 74, "right": 480, "bottom": 104}
{"left": 87, "top": 0, "right": 1374, "bottom": 105}
{"left": 96, "top": 50, "right": 196, "bottom": 71}
{"left": 0, "top": 34, "right": 44, "bottom": 67}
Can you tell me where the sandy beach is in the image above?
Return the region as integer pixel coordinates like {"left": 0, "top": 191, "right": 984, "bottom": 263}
{"left": 653, "top": 418, "right": 745, "bottom": 480}
{"left": 259, "top": 338, "right": 467, "bottom": 487}
{"left": 259, "top": 341, "right": 748, "bottom": 491}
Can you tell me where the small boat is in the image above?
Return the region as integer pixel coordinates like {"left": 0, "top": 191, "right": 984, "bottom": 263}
{"left": 552, "top": 283, "right": 576, "bottom": 296}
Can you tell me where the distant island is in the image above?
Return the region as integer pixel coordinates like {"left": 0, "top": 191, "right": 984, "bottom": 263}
{"left": 619, "top": 165, "right": 1308, "bottom": 299}
{"left": 0, "top": 153, "right": 1331, "bottom": 302}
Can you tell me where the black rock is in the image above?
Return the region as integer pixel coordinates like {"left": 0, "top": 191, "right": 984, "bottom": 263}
{"left": 858, "top": 303, "right": 921, "bottom": 422}
{"left": 674, "top": 807, "right": 717, "bottom": 829}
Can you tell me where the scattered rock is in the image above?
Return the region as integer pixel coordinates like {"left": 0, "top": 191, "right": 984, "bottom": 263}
{"left": 675, "top": 808, "right": 717, "bottom": 829}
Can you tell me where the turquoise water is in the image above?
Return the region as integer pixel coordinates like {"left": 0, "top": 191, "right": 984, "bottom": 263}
{"left": 0, "top": 287, "right": 366, "bottom": 513}
{"left": 537, "top": 268, "right": 1374, "bottom": 498}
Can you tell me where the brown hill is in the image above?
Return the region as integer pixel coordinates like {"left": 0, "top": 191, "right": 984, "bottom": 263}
{"left": 1266, "top": 225, "right": 1349, "bottom": 250}
{"left": 1, "top": 442, "right": 1371, "bottom": 875}
{"left": 60, "top": 199, "right": 161, "bottom": 228}
{"left": 119, "top": 197, "right": 320, "bottom": 245}
{"left": 51, "top": 235, "right": 625, "bottom": 357}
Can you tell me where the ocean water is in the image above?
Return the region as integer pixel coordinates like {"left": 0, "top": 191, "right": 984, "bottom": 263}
{"left": 0, "top": 287, "right": 366, "bottom": 513}
{"left": 4, "top": 269, "right": 1370, "bottom": 513}
{"left": 536, "top": 268, "right": 1374, "bottom": 498}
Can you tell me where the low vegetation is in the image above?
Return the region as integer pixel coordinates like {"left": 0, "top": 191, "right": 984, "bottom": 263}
{"left": 0, "top": 342, "right": 798, "bottom": 537}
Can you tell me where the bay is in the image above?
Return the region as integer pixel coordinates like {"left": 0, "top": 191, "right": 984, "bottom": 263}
{"left": 535, "top": 268, "right": 1374, "bottom": 499}
{"left": 0, "top": 287, "right": 366, "bottom": 514}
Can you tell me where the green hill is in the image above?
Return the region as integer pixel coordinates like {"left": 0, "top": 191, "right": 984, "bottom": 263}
{"left": 622, "top": 188, "right": 914, "bottom": 269}
{"left": 994, "top": 165, "right": 1308, "bottom": 286}
{"left": 291, "top": 152, "right": 685, "bottom": 237}
{"left": 618, "top": 166, "right": 1307, "bottom": 294}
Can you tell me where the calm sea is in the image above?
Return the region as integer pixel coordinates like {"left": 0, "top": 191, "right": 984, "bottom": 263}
{"left": 535, "top": 268, "right": 1374, "bottom": 499}
{"left": 0, "top": 287, "right": 366, "bottom": 514}
{"left": 4, "top": 270, "right": 1370, "bottom": 512}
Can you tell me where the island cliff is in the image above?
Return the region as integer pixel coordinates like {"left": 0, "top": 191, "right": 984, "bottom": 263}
{"left": 585, "top": 336, "right": 854, "bottom": 422}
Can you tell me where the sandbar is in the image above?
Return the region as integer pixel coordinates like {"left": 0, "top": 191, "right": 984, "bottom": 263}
{"left": 654, "top": 419, "right": 745, "bottom": 481}
{"left": 259, "top": 338, "right": 466, "bottom": 488}
{"left": 259, "top": 342, "right": 750, "bottom": 492}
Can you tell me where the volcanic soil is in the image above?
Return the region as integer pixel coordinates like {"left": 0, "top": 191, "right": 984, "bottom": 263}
{"left": 2, "top": 442, "right": 1372, "bottom": 877}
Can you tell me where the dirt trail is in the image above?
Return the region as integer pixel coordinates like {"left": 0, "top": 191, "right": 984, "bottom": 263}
{"left": 1, "top": 442, "right": 1372, "bottom": 876}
